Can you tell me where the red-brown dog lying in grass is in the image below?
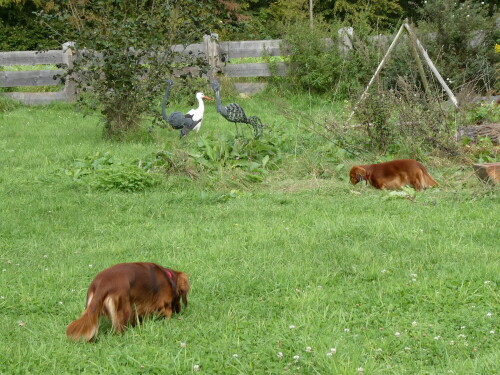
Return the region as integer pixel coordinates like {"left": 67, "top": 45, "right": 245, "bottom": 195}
{"left": 66, "top": 262, "right": 190, "bottom": 342}
{"left": 349, "top": 159, "right": 439, "bottom": 191}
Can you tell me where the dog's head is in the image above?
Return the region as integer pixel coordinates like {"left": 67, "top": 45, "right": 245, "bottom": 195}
{"left": 349, "top": 166, "right": 367, "bottom": 185}
{"left": 176, "top": 272, "right": 190, "bottom": 307}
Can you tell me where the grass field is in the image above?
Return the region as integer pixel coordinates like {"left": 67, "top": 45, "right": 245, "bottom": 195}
{"left": 0, "top": 98, "right": 498, "bottom": 375}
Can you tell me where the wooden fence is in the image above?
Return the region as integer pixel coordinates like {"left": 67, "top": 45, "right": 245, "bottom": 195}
{"left": 0, "top": 35, "right": 296, "bottom": 105}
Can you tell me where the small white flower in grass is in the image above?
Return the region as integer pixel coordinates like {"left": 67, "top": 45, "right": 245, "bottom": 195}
{"left": 326, "top": 352, "right": 333, "bottom": 357}
{"left": 404, "top": 347, "right": 411, "bottom": 351}
{"left": 486, "top": 312, "right": 492, "bottom": 317}
{"left": 88, "top": 264, "right": 93, "bottom": 268}
{"left": 277, "top": 352, "right": 283, "bottom": 359}
{"left": 357, "top": 367, "right": 364, "bottom": 373}
{"left": 484, "top": 280, "right": 492, "bottom": 284}
{"left": 180, "top": 342, "right": 187, "bottom": 348}
{"left": 18, "top": 321, "right": 26, "bottom": 327}
{"left": 395, "top": 332, "right": 401, "bottom": 337}
{"left": 305, "top": 346, "right": 312, "bottom": 352}
{"left": 0, "top": 296, "right": 4, "bottom": 299}
{"left": 193, "top": 364, "right": 200, "bottom": 372}
{"left": 289, "top": 325, "right": 296, "bottom": 329}
{"left": 330, "top": 348, "right": 337, "bottom": 354}
{"left": 232, "top": 354, "right": 238, "bottom": 358}
{"left": 450, "top": 340, "right": 455, "bottom": 345}
{"left": 466, "top": 14, "right": 470, "bottom": 17}
{"left": 458, "top": 334, "right": 466, "bottom": 338}
{"left": 434, "top": 336, "right": 441, "bottom": 340}
{"left": 489, "top": 330, "right": 495, "bottom": 334}
{"left": 410, "top": 273, "right": 417, "bottom": 278}
{"left": 2, "top": 269, "right": 6, "bottom": 272}
{"left": 411, "top": 278, "right": 417, "bottom": 282}
{"left": 293, "top": 355, "right": 300, "bottom": 361}
{"left": 58, "top": 301, "right": 63, "bottom": 305}
{"left": 344, "top": 328, "right": 350, "bottom": 332}
{"left": 412, "top": 321, "right": 417, "bottom": 326}
{"left": 44, "top": 268, "right": 48, "bottom": 271}
{"left": 43, "top": 255, "right": 48, "bottom": 258}
{"left": 381, "top": 269, "right": 387, "bottom": 273}
{"left": 460, "top": 326, "right": 466, "bottom": 329}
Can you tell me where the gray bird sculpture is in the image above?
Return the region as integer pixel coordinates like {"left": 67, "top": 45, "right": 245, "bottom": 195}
{"left": 211, "top": 80, "right": 265, "bottom": 138}
{"left": 162, "top": 80, "right": 212, "bottom": 138}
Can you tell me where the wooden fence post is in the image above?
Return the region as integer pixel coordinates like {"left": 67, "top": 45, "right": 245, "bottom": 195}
{"left": 204, "top": 34, "right": 222, "bottom": 82}
{"left": 62, "top": 42, "right": 76, "bottom": 102}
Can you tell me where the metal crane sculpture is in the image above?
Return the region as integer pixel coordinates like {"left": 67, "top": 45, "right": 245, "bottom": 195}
{"left": 211, "top": 80, "right": 265, "bottom": 138}
{"left": 161, "top": 80, "right": 212, "bottom": 138}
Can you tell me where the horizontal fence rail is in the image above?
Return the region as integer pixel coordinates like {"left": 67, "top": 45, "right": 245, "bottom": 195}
{"left": 0, "top": 70, "right": 64, "bottom": 87}
{"left": 0, "top": 33, "right": 357, "bottom": 104}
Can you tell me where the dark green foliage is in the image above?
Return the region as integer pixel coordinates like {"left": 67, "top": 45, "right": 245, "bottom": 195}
{"left": 0, "top": 1, "right": 66, "bottom": 51}
{"left": 279, "top": 19, "right": 378, "bottom": 98}
{"left": 416, "top": 0, "right": 499, "bottom": 93}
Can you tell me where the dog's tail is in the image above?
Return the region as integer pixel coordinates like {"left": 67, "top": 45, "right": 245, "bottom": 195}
{"left": 66, "top": 289, "right": 104, "bottom": 342}
{"left": 419, "top": 164, "right": 439, "bottom": 188}
{"left": 177, "top": 273, "right": 190, "bottom": 307}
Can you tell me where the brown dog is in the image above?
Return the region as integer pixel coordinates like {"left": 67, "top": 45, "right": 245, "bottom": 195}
{"left": 66, "top": 262, "right": 190, "bottom": 342}
{"left": 349, "top": 159, "right": 439, "bottom": 191}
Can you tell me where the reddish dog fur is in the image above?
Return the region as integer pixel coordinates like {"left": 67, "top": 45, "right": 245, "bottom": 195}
{"left": 349, "top": 159, "right": 439, "bottom": 191}
{"left": 66, "top": 262, "right": 190, "bottom": 342}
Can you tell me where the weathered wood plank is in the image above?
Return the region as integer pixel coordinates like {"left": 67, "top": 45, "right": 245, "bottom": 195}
{"left": 1, "top": 91, "right": 67, "bottom": 105}
{"left": 224, "top": 62, "right": 288, "bottom": 77}
{"left": 0, "top": 50, "right": 63, "bottom": 66}
{"left": 0, "top": 70, "right": 64, "bottom": 87}
{"left": 220, "top": 40, "right": 285, "bottom": 59}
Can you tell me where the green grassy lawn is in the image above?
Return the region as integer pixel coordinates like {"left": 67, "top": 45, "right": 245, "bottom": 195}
{"left": 0, "top": 99, "right": 498, "bottom": 375}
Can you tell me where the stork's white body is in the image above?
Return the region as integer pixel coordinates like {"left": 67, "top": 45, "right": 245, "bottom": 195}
{"left": 188, "top": 92, "right": 207, "bottom": 133}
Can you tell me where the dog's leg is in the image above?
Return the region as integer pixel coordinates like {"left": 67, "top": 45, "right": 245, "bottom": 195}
{"left": 104, "top": 295, "right": 130, "bottom": 333}
{"left": 413, "top": 170, "right": 424, "bottom": 191}
{"left": 160, "top": 302, "right": 173, "bottom": 319}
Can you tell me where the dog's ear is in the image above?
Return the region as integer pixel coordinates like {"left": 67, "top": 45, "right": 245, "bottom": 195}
{"left": 176, "top": 273, "right": 190, "bottom": 307}
{"left": 350, "top": 166, "right": 366, "bottom": 185}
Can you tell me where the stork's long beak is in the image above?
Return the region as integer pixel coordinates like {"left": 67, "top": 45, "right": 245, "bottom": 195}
{"left": 203, "top": 96, "right": 212, "bottom": 100}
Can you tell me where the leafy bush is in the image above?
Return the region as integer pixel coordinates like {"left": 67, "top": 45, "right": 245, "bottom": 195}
{"left": 62, "top": 152, "right": 160, "bottom": 192}
{"left": 416, "top": 0, "right": 499, "bottom": 94}
{"left": 141, "top": 133, "right": 284, "bottom": 184}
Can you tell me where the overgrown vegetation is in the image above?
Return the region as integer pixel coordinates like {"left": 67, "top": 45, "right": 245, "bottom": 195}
{"left": 1, "top": 101, "right": 499, "bottom": 375}
{"left": 37, "top": 0, "right": 219, "bottom": 139}
{"left": 417, "top": 0, "right": 499, "bottom": 94}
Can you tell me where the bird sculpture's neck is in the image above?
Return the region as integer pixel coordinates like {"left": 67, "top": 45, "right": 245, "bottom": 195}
{"left": 162, "top": 82, "right": 172, "bottom": 121}
{"left": 214, "top": 88, "right": 223, "bottom": 113}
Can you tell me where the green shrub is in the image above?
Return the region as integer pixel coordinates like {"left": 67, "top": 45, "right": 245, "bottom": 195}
{"left": 61, "top": 152, "right": 160, "bottom": 192}
{"left": 416, "top": 0, "right": 499, "bottom": 94}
